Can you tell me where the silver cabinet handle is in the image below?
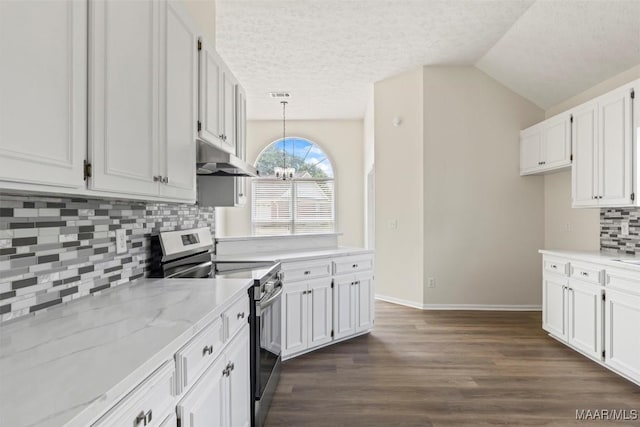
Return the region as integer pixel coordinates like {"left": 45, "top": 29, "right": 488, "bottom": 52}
{"left": 304, "top": 270, "right": 311, "bottom": 275}
{"left": 581, "top": 272, "right": 589, "bottom": 277}
{"left": 352, "top": 264, "right": 358, "bottom": 268}
{"left": 135, "top": 410, "right": 152, "bottom": 426}
{"left": 153, "top": 176, "right": 161, "bottom": 182}
{"left": 203, "top": 345, "right": 213, "bottom": 356}
{"left": 550, "top": 264, "right": 557, "bottom": 269}
{"left": 237, "top": 312, "right": 245, "bottom": 319}
{"left": 162, "top": 176, "right": 169, "bottom": 184}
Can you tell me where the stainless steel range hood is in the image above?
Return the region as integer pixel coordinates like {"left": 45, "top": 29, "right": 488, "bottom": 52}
{"left": 196, "top": 140, "right": 259, "bottom": 177}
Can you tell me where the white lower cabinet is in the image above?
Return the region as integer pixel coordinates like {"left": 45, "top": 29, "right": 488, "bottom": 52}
{"left": 542, "top": 254, "right": 640, "bottom": 385}
{"left": 567, "top": 279, "right": 603, "bottom": 360}
{"left": 604, "top": 289, "right": 640, "bottom": 382}
{"left": 281, "top": 253, "right": 375, "bottom": 360}
{"left": 334, "top": 273, "right": 374, "bottom": 340}
{"left": 282, "top": 278, "right": 333, "bottom": 358}
{"left": 177, "top": 324, "right": 250, "bottom": 427}
{"left": 542, "top": 274, "right": 568, "bottom": 340}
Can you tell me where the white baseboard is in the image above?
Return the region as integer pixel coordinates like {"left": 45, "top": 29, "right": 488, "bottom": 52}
{"left": 375, "top": 294, "right": 541, "bottom": 311}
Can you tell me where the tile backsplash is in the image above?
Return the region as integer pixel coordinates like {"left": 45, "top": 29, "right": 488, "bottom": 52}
{"left": 0, "top": 194, "right": 214, "bottom": 322}
{"left": 601, "top": 208, "right": 640, "bottom": 254}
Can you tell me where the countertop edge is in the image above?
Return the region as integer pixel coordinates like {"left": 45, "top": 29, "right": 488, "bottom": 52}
{"left": 539, "top": 249, "right": 640, "bottom": 272}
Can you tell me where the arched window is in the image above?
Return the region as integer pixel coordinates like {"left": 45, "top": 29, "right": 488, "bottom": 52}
{"left": 252, "top": 137, "right": 335, "bottom": 235}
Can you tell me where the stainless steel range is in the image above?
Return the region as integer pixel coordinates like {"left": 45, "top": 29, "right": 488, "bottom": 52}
{"left": 149, "top": 227, "right": 282, "bottom": 427}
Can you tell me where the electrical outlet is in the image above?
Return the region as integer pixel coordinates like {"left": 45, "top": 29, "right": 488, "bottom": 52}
{"left": 427, "top": 277, "right": 436, "bottom": 288}
{"left": 116, "top": 229, "right": 127, "bottom": 254}
{"left": 621, "top": 221, "right": 630, "bottom": 237}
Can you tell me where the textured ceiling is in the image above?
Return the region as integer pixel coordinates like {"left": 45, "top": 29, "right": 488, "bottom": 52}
{"left": 216, "top": 0, "right": 535, "bottom": 119}
{"left": 216, "top": 0, "right": 640, "bottom": 120}
{"left": 476, "top": 0, "right": 640, "bottom": 110}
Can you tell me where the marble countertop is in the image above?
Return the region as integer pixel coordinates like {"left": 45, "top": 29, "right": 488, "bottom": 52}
{"left": 539, "top": 249, "right": 640, "bottom": 271}
{"left": 213, "top": 246, "right": 374, "bottom": 263}
{"left": 0, "top": 276, "right": 254, "bottom": 427}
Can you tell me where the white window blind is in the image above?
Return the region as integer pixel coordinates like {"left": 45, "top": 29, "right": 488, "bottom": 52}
{"left": 252, "top": 179, "right": 335, "bottom": 235}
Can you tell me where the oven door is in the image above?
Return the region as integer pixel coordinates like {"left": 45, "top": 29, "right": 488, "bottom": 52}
{"left": 255, "top": 284, "right": 282, "bottom": 426}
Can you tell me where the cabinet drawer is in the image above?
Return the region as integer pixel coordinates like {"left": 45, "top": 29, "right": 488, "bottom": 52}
{"left": 543, "top": 258, "right": 570, "bottom": 276}
{"left": 282, "top": 258, "right": 332, "bottom": 282}
{"left": 333, "top": 254, "right": 374, "bottom": 276}
{"left": 93, "top": 361, "right": 175, "bottom": 427}
{"left": 606, "top": 268, "right": 640, "bottom": 296}
{"left": 570, "top": 263, "right": 604, "bottom": 285}
{"left": 175, "top": 318, "right": 223, "bottom": 394}
{"left": 224, "top": 295, "right": 249, "bottom": 341}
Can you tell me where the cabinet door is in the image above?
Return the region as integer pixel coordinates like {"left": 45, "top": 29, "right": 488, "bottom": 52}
{"left": 567, "top": 280, "right": 603, "bottom": 360}
{"left": 307, "top": 278, "right": 333, "bottom": 349}
{"left": 160, "top": 0, "right": 197, "bottom": 201}
{"left": 177, "top": 354, "right": 227, "bottom": 427}
{"left": 236, "top": 86, "right": 247, "bottom": 161}
{"left": 198, "top": 39, "right": 223, "bottom": 145}
{"left": 219, "top": 69, "right": 237, "bottom": 155}
{"left": 227, "top": 325, "right": 250, "bottom": 427}
{"left": 598, "top": 86, "right": 633, "bottom": 206}
{"left": 333, "top": 277, "right": 356, "bottom": 340}
{"left": 542, "top": 275, "right": 568, "bottom": 340}
{"left": 572, "top": 102, "right": 599, "bottom": 207}
{"left": 519, "top": 127, "right": 542, "bottom": 175}
{"left": 356, "top": 273, "right": 374, "bottom": 333}
{"left": 0, "top": 0, "right": 86, "bottom": 188}
{"left": 542, "top": 114, "right": 571, "bottom": 170}
{"left": 604, "top": 289, "right": 640, "bottom": 383}
{"left": 281, "top": 282, "right": 308, "bottom": 357}
{"left": 89, "top": 0, "right": 160, "bottom": 196}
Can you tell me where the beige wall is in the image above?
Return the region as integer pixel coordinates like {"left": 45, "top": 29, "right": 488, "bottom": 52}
{"left": 543, "top": 64, "right": 640, "bottom": 251}
{"left": 182, "top": 0, "right": 216, "bottom": 45}
{"left": 374, "top": 68, "right": 424, "bottom": 306}
{"left": 422, "top": 66, "right": 545, "bottom": 306}
{"left": 220, "top": 120, "right": 365, "bottom": 247}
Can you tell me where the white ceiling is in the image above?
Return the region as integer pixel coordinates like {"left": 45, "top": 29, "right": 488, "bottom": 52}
{"left": 216, "top": 0, "right": 640, "bottom": 120}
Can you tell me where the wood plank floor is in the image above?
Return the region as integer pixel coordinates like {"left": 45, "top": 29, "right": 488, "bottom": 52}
{"left": 264, "top": 301, "right": 640, "bottom": 426}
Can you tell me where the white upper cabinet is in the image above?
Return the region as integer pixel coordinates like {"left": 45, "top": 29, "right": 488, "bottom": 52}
{"left": 572, "top": 101, "right": 599, "bottom": 207}
{"left": 89, "top": 0, "right": 197, "bottom": 201}
{"left": 520, "top": 114, "right": 571, "bottom": 176}
{"left": 0, "top": 0, "right": 87, "bottom": 189}
{"left": 160, "top": 0, "right": 198, "bottom": 200}
{"left": 598, "top": 85, "right": 633, "bottom": 206}
{"left": 89, "top": 0, "right": 160, "bottom": 196}
{"left": 198, "top": 38, "right": 224, "bottom": 146}
{"left": 572, "top": 82, "right": 635, "bottom": 208}
{"left": 198, "top": 40, "right": 238, "bottom": 156}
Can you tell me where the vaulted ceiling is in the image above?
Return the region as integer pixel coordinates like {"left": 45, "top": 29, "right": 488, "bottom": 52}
{"left": 216, "top": 0, "right": 640, "bottom": 120}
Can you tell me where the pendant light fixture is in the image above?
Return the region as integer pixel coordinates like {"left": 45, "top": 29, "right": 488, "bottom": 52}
{"left": 274, "top": 100, "right": 295, "bottom": 180}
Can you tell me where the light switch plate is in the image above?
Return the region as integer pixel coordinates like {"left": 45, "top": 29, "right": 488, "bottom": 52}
{"left": 116, "top": 229, "right": 127, "bottom": 254}
{"left": 621, "top": 221, "right": 630, "bottom": 237}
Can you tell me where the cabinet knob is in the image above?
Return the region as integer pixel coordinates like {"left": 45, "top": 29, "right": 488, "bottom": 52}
{"left": 352, "top": 264, "right": 358, "bottom": 268}
{"left": 237, "top": 312, "right": 245, "bottom": 319}
{"left": 581, "top": 271, "right": 589, "bottom": 277}
{"left": 202, "top": 345, "right": 214, "bottom": 356}
{"left": 162, "top": 176, "right": 169, "bottom": 184}
{"left": 153, "top": 176, "right": 161, "bottom": 182}
{"left": 304, "top": 271, "right": 311, "bottom": 275}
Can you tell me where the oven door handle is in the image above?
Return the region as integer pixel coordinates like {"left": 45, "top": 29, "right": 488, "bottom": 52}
{"left": 259, "top": 285, "right": 283, "bottom": 310}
